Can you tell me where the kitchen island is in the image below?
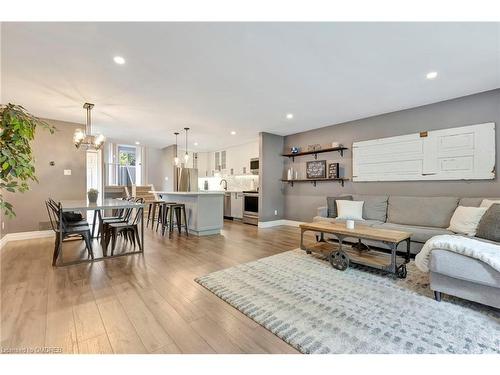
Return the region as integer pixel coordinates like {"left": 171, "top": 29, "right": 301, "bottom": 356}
{"left": 151, "top": 191, "right": 225, "bottom": 236}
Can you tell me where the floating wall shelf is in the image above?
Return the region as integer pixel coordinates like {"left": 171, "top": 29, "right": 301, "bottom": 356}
{"left": 281, "top": 146, "right": 348, "bottom": 161}
{"left": 281, "top": 178, "right": 349, "bottom": 187}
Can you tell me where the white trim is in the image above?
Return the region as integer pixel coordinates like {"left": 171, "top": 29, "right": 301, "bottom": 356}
{"left": 258, "top": 220, "right": 305, "bottom": 228}
{"left": 0, "top": 230, "right": 54, "bottom": 249}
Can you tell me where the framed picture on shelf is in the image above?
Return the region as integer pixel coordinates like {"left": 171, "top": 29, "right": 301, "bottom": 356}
{"left": 306, "top": 160, "right": 326, "bottom": 179}
{"left": 328, "top": 163, "right": 339, "bottom": 178}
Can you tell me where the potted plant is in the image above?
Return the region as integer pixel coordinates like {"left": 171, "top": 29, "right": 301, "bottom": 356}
{"left": 87, "top": 188, "right": 99, "bottom": 203}
{"left": 0, "top": 104, "right": 55, "bottom": 217}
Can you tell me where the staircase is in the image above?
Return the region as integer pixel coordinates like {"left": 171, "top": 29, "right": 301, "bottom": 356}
{"left": 104, "top": 185, "right": 129, "bottom": 199}
{"left": 132, "top": 185, "right": 158, "bottom": 202}
{"left": 132, "top": 185, "right": 160, "bottom": 217}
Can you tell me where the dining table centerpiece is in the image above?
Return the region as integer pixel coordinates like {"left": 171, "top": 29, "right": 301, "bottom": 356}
{"left": 87, "top": 188, "right": 99, "bottom": 203}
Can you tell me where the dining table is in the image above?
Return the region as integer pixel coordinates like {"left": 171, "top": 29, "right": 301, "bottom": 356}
{"left": 55, "top": 198, "right": 145, "bottom": 266}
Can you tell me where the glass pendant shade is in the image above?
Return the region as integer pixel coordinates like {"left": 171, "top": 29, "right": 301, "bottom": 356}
{"left": 184, "top": 127, "right": 190, "bottom": 164}
{"left": 174, "top": 132, "right": 180, "bottom": 165}
{"left": 73, "top": 103, "right": 105, "bottom": 150}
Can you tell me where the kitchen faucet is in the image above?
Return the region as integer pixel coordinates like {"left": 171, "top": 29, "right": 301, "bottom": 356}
{"left": 220, "top": 179, "right": 228, "bottom": 191}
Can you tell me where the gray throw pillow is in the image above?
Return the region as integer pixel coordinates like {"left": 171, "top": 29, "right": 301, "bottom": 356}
{"left": 352, "top": 194, "right": 389, "bottom": 221}
{"left": 476, "top": 204, "right": 500, "bottom": 243}
{"left": 327, "top": 195, "right": 352, "bottom": 218}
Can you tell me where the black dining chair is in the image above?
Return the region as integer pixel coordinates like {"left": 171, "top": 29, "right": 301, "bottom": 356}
{"left": 104, "top": 198, "right": 144, "bottom": 255}
{"left": 49, "top": 198, "right": 89, "bottom": 227}
{"left": 96, "top": 196, "right": 135, "bottom": 239}
{"left": 46, "top": 200, "right": 94, "bottom": 266}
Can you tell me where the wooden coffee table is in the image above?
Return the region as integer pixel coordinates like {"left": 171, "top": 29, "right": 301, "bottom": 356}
{"left": 300, "top": 222, "right": 412, "bottom": 278}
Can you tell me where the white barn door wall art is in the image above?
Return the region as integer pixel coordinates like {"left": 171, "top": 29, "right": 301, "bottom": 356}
{"left": 352, "top": 123, "right": 495, "bottom": 182}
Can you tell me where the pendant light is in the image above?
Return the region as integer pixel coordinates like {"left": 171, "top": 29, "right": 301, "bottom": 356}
{"left": 184, "top": 127, "right": 190, "bottom": 163}
{"left": 73, "top": 103, "right": 105, "bottom": 150}
{"left": 174, "top": 132, "right": 180, "bottom": 166}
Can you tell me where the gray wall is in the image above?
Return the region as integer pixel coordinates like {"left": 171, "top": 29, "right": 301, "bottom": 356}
{"left": 259, "top": 132, "right": 285, "bottom": 222}
{"left": 1, "top": 119, "right": 87, "bottom": 236}
{"left": 284, "top": 89, "right": 500, "bottom": 222}
{"left": 145, "top": 146, "right": 164, "bottom": 189}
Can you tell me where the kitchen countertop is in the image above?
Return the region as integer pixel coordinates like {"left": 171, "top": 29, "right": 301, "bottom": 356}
{"left": 206, "top": 190, "right": 257, "bottom": 193}
{"left": 150, "top": 191, "right": 225, "bottom": 195}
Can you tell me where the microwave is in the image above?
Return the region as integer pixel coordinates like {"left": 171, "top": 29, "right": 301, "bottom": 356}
{"left": 250, "top": 158, "right": 259, "bottom": 174}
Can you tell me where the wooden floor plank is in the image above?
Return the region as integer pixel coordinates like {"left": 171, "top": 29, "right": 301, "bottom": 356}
{"left": 110, "top": 281, "right": 175, "bottom": 353}
{"left": 0, "top": 221, "right": 301, "bottom": 354}
{"left": 189, "top": 316, "right": 245, "bottom": 354}
{"left": 78, "top": 334, "right": 113, "bottom": 354}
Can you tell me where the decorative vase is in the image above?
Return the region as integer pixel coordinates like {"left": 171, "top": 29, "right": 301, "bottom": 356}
{"left": 88, "top": 191, "right": 98, "bottom": 203}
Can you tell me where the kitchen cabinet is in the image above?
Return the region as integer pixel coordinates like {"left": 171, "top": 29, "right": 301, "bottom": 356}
{"left": 196, "top": 152, "right": 208, "bottom": 177}
{"left": 201, "top": 140, "right": 259, "bottom": 178}
{"left": 224, "top": 192, "right": 231, "bottom": 217}
{"left": 230, "top": 192, "right": 243, "bottom": 219}
{"left": 214, "top": 152, "right": 220, "bottom": 173}
{"left": 226, "top": 147, "right": 238, "bottom": 175}
{"left": 221, "top": 150, "right": 227, "bottom": 170}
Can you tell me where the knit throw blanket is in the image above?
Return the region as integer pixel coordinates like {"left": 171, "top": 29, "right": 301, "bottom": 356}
{"left": 415, "top": 235, "right": 500, "bottom": 273}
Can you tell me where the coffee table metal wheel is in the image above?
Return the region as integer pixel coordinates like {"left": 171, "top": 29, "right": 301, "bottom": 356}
{"left": 329, "top": 251, "right": 349, "bottom": 271}
{"left": 396, "top": 264, "right": 407, "bottom": 279}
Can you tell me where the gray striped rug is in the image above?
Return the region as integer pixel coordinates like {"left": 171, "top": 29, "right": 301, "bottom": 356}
{"left": 195, "top": 249, "right": 500, "bottom": 354}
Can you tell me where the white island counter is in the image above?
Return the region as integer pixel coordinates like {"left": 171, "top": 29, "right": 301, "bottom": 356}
{"left": 151, "top": 191, "right": 224, "bottom": 236}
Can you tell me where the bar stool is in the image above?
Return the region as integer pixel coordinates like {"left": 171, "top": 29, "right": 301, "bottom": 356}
{"left": 167, "top": 203, "right": 189, "bottom": 238}
{"left": 147, "top": 200, "right": 164, "bottom": 229}
{"left": 159, "top": 202, "right": 177, "bottom": 235}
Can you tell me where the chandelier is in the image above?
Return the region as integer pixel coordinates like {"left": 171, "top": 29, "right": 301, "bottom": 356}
{"left": 73, "top": 103, "right": 105, "bottom": 150}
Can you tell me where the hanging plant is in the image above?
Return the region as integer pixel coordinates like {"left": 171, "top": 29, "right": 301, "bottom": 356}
{"left": 0, "top": 104, "right": 56, "bottom": 218}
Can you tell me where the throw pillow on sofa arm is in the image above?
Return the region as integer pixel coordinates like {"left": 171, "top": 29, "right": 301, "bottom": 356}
{"left": 476, "top": 204, "right": 500, "bottom": 243}
{"left": 447, "top": 206, "right": 488, "bottom": 236}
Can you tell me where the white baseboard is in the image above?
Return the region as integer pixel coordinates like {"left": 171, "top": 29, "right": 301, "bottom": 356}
{"left": 0, "top": 230, "right": 54, "bottom": 249}
{"left": 258, "top": 220, "right": 305, "bottom": 228}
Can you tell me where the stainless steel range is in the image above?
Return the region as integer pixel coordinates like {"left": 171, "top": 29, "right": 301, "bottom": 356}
{"left": 242, "top": 191, "right": 258, "bottom": 225}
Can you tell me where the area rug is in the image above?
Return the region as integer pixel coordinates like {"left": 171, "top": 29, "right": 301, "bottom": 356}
{"left": 195, "top": 249, "right": 500, "bottom": 354}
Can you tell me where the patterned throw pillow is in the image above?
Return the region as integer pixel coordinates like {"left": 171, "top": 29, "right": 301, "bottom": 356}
{"left": 476, "top": 204, "right": 500, "bottom": 243}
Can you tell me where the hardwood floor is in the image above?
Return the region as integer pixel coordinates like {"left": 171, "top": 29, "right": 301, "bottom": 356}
{"left": 1, "top": 221, "right": 309, "bottom": 354}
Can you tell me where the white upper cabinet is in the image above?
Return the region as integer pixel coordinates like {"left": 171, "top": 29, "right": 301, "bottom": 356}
{"left": 353, "top": 122, "right": 495, "bottom": 182}
{"left": 196, "top": 152, "right": 208, "bottom": 177}
{"left": 204, "top": 140, "right": 259, "bottom": 177}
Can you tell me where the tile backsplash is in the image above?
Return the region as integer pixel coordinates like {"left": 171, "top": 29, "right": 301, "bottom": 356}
{"left": 198, "top": 175, "right": 259, "bottom": 191}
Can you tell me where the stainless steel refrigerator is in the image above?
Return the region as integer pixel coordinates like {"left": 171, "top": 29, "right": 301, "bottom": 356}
{"left": 176, "top": 167, "right": 198, "bottom": 192}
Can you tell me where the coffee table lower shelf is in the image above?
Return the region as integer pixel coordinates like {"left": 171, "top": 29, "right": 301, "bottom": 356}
{"left": 305, "top": 241, "right": 409, "bottom": 273}
{"left": 299, "top": 224, "right": 411, "bottom": 279}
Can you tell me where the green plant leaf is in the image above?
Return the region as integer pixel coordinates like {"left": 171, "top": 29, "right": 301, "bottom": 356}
{"left": 0, "top": 103, "right": 55, "bottom": 216}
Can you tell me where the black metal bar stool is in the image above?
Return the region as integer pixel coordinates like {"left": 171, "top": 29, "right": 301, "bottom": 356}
{"left": 167, "top": 203, "right": 189, "bottom": 238}
{"left": 147, "top": 200, "right": 164, "bottom": 229}
{"left": 158, "top": 202, "right": 177, "bottom": 236}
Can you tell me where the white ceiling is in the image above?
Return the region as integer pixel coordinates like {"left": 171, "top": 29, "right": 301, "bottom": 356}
{"left": 2, "top": 22, "right": 499, "bottom": 150}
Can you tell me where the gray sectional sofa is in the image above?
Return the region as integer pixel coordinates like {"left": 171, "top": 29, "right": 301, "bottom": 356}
{"left": 315, "top": 195, "right": 500, "bottom": 309}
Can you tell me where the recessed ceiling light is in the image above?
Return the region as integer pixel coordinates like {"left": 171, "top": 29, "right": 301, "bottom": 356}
{"left": 426, "top": 71, "right": 438, "bottom": 80}
{"left": 135, "top": 141, "right": 140, "bottom": 145}
{"left": 194, "top": 142, "right": 199, "bottom": 146}
{"left": 113, "top": 56, "right": 126, "bottom": 65}
{"left": 286, "top": 113, "right": 294, "bottom": 119}
{"left": 230, "top": 131, "right": 236, "bottom": 135}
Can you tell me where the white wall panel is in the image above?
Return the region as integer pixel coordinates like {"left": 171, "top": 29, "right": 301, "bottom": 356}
{"left": 353, "top": 122, "right": 495, "bottom": 181}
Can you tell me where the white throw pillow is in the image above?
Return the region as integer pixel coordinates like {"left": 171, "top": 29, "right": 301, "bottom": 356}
{"left": 336, "top": 200, "right": 364, "bottom": 220}
{"left": 480, "top": 199, "right": 500, "bottom": 209}
{"left": 447, "top": 206, "right": 488, "bottom": 236}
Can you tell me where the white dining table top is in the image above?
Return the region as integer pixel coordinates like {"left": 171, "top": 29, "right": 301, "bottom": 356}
{"left": 59, "top": 198, "right": 145, "bottom": 212}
